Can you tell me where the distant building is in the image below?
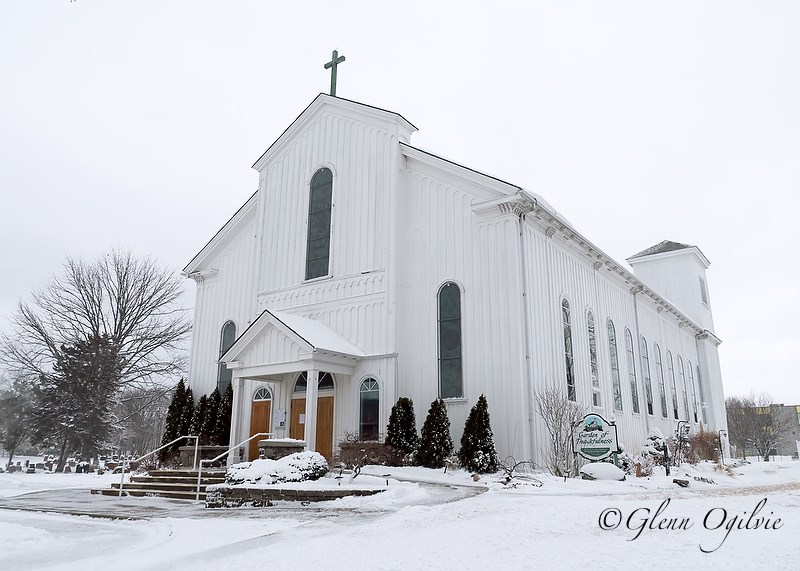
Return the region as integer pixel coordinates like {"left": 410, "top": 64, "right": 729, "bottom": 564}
{"left": 183, "top": 94, "right": 729, "bottom": 465}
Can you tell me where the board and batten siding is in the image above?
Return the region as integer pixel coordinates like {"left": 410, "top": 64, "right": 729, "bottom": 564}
{"left": 395, "top": 165, "right": 529, "bottom": 461}
{"left": 188, "top": 220, "right": 259, "bottom": 396}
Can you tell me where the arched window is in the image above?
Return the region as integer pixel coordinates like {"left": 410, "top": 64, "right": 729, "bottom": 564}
{"left": 697, "top": 365, "right": 708, "bottom": 424}
{"left": 678, "top": 356, "right": 689, "bottom": 420}
{"left": 667, "top": 351, "right": 678, "bottom": 420}
{"left": 624, "top": 328, "right": 640, "bottom": 414}
{"left": 294, "top": 371, "right": 335, "bottom": 393}
{"left": 359, "top": 378, "right": 380, "bottom": 441}
{"left": 688, "top": 361, "right": 698, "bottom": 423}
{"left": 438, "top": 282, "right": 463, "bottom": 399}
{"left": 305, "top": 168, "right": 333, "bottom": 280}
{"left": 607, "top": 319, "right": 623, "bottom": 412}
{"left": 562, "top": 299, "right": 576, "bottom": 401}
{"left": 654, "top": 344, "right": 668, "bottom": 418}
{"left": 587, "top": 311, "right": 600, "bottom": 407}
{"left": 253, "top": 387, "right": 272, "bottom": 401}
{"left": 217, "top": 321, "right": 236, "bottom": 393}
{"left": 640, "top": 336, "right": 653, "bottom": 416}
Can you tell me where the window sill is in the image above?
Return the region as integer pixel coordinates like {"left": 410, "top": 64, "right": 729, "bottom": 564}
{"left": 303, "top": 274, "right": 333, "bottom": 285}
{"left": 441, "top": 397, "right": 467, "bottom": 404}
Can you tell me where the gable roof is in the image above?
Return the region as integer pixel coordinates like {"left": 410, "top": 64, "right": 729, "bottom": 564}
{"left": 252, "top": 94, "right": 417, "bottom": 171}
{"left": 220, "top": 309, "right": 364, "bottom": 364}
{"left": 183, "top": 191, "right": 257, "bottom": 274}
{"left": 628, "top": 240, "right": 694, "bottom": 260}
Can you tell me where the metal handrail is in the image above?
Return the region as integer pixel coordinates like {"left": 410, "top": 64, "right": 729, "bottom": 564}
{"left": 195, "top": 432, "right": 272, "bottom": 502}
{"left": 118, "top": 435, "right": 199, "bottom": 497}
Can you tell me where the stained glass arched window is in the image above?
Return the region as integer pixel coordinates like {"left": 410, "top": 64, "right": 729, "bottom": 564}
{"left": 640, "top": 336, "right": 653, "bottom": 416}
{"left": 607, "top": 319, "right": 623, "bottom": 412}
{"left": 587, "top": 311, "right": 600, "bottom": 407}
{"left": 654, "top": 344, "right": 668, "bottom": 418}
{"left": 305, "top": 168, "right": 333, "bottom": 280}
{"left": 624, "top": 328, "right": 640, "bottom": 414}
{"left": 438, "top": 282, "right": 462, "bottom": 399}
{"left": 217, "top": 320, "right": 236, "bottom": 393}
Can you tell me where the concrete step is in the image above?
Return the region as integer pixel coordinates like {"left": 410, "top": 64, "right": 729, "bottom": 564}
{"left": 129, "top": 475, "right": 225, "bottom": 485}
{"left": 147, "top": 469, "right": 227, "bottom": 478}
{"left": 92, "top": 488, "right": 206, "bottom": 500}
{"left": 111, "top": 481, "right": 217, "bottom": 493}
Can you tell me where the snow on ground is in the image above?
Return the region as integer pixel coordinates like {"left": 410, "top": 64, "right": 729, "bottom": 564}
{"left": 0, "top": 458, "right": 798, "bottom": 570}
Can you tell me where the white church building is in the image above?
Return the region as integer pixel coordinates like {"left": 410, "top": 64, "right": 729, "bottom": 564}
{"left": 183, "top": 94, "right": 727, "bottom": 465}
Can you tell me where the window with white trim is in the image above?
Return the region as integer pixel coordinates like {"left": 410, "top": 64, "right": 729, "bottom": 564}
{"left": 607, "top": 319, "right": 623, "bottom": 412}
{"left": 305, "top": 168, "right": 333, "bottom": 280}
{"left": 640, "top": 336, "right": 653, "bottom": 416}
{"left": 359, "top": 378, "right": 380, "bottom": 441}
{"left": 688, "top": 361, "right": 698, "bottom": 423}
{"left": 624, "top": 328, "right": 640, "bottom": 414}
{"left": 587, "top": 311, "right": 601, "bottom": 407}
{"left": 438, "top": 282, "right": 463, "bottom": 399}
{"left": 217, "top": 321, "right": 236, "bottom": 393}
{"left": 667, "top": 351, "right": 678, "bottom": 420}
{"left": 654, "top": 344, "right": 668, "bottom": 418}
{"left": 562, "top": 299, "right": 576, "bottom": 401}
{"left": 678, "top": 356, "right": 689, "bottom": 420}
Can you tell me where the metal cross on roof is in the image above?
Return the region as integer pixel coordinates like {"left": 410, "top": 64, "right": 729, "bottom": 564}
{"left": 324, "top": 50, "right": 345, "bottom": 96}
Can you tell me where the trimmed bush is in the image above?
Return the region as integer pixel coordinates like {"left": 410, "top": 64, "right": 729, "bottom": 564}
{"left": 458, "top": 394, "right": 499, "bottom": 473}
{"left": 385, "top": 397, "right": 420, "bottom": 454}
{"left": 417, "top": 399, "right": 453, "bottom": 468}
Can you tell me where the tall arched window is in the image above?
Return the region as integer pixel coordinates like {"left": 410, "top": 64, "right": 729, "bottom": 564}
{"left": 697, "top": 365, "right": 708, "bottom": 424}
{"left": 587, "top": 311, "right": 600, "bottom": 407}
{"left": 688, "top": 361, "right": 698, "bottom": 423}
{"left": 438, "top": 282, "right": 463, "bottom": 399}
{"left": 654, "top": 344, "right": 668, "bottom": 418}
{"left": 640, "top": 336, "right": 653, "bottom": 416}
{"left": 562, "top": 299, "right": 576, "bottom": 401}
{"left": 607, "top": 319, "right": 623, "bottom": 412}
{"left": 359, "top": 378, "right": 380, "bottom": 441}
{"left": 667, "top": 351, "right": 678, "bottom": 420}
{"left": 217, "top": 320, "right": 236, "bottom": 393}
{"left": 305, "top": 168, "right": 333, "bottom": 280}
{"left": 678, "top": 356, "right": 689, "bottom": 420}
{"left": 624, "top": 328, "right": 640, "bottom": 414}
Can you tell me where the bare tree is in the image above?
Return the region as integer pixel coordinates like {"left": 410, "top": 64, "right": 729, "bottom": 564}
{"left": 533, "top": 384, "right": 587, "bottom": 477}
{"left": 1, "top": 250, "right": 190, "bottom": 389}
{"left": 114, "top": 386, "right": 172, "bottom": 457}
{"left": 725, "top": 393, "right": 793, "bottom": 461}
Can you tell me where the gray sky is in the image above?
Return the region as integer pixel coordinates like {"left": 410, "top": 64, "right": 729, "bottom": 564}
{"left": 1, "top": 1, "right": 798, "bottom": 402}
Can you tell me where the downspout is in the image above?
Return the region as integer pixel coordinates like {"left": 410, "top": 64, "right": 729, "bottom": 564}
{"left": 631, "top": 287, "right": 650, "bottom": 434}
{"left": 514, "top": 195, "right": 537, "bottom": 462}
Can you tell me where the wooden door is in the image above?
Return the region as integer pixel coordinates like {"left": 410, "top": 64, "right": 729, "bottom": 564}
{"left": 249, "top": 400, "right": 271, "bottom": 460}
{"left": 290, "top": 396, "right": 334, "bottom": 461}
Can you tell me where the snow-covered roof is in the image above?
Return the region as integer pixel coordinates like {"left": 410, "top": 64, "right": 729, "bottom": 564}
{"left": 628, "top": 240, "right": 694, "bottom": 260}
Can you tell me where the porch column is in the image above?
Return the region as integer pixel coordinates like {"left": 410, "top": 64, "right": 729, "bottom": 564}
{"left": 228, "top": 376, "right": 243, "bottom": 467}
{"left": 304, "top": 368, "right": 319, "bottom": 452}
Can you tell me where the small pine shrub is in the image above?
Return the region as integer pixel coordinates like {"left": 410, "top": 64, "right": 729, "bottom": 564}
{"left": 180, "top": 388, "right": 195, "bottom": 437}
{"left": 214, "top": 383, "right": 233, "bottom": 446}
{"left": 458, "top": 394, "right": 499, "bottom": 473}
{"left": 191, "top": 395, "right": 208, "bottom": 443}
{"left": 385, "top": 397, "right": 420, "bottom": 454}
{"left": 159, "top": 379, "right": 186, "bottom": 462}
{"left": 641, "top": 427, "right": 668, "bottom": 466}
{"left": 417, "top": 399, "right": 453, "bottom": 468}
{"left": 203, "top": 389, "right": 221, "bottom": 445}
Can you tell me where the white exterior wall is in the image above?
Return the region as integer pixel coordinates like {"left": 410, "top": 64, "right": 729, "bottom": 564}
{"left": 187, "top": 216, "right": 258, "bottom": 396}
{"left": 395, "top": 163, "right": 529, "bottom": 461}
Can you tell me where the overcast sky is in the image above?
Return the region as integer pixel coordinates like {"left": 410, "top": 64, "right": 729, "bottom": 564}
{"left": 1, "top": 1, "right": 798, "bottom": 403}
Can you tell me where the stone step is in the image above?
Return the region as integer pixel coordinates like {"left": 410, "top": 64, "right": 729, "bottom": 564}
{"left": 145, "top": 469, "right": 227, "bottom": 478}
{"left": 92, "top": 488, "right": 206, "bottom": 500}
{"left": 129, "top": 475, "right": 225, "bottom": 485}
{"left": 111, "top": 481, "right": 217, "bottom": 493}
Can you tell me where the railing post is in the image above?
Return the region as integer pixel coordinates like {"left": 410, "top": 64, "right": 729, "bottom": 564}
{"left": 118, "top": 458, "right": 127, "bottom": 498}
{"left": 195, "top": 460, "right": 204, "bottom": 502}
{"left": 192, "top": 436, "right": 199, "bottom": 470}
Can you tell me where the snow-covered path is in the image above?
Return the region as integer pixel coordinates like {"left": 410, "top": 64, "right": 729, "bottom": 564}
{"left": 1, "top": 461, "right": 798, "bottom": 570}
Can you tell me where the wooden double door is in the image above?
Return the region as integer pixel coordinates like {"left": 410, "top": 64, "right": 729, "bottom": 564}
{"left": 290, "top": 396, "right": 334, "bottom": 462}
{"left": 249, "top": 399, "right": 272, "bottom": 460}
